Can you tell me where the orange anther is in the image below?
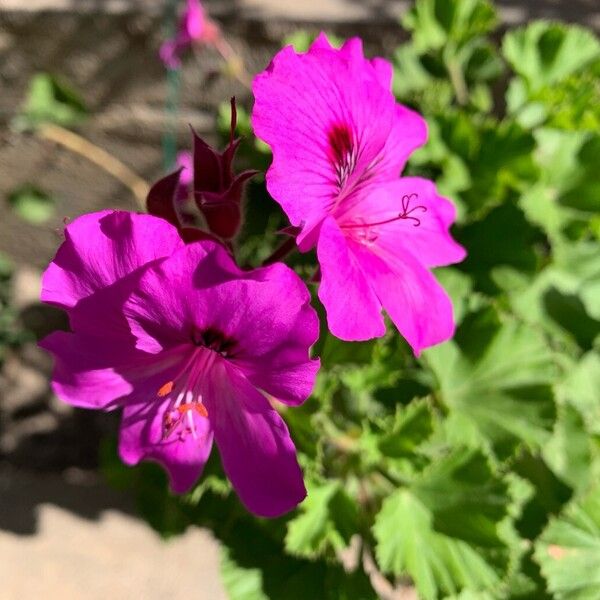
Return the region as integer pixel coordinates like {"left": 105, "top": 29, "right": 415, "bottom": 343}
{"left": 157, "top": 381, "right": 175, "bottom": 397}
{"left": 194, "top": 403, "right": 209, "bottom": 418}
{"left": 176, "top": 402, "right": 208, "bottom": 418}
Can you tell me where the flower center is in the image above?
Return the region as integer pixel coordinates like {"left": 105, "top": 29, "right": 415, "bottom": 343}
{"left": 328, "top": 123, "right": 358, "bottom": 190}
{"left": 156, "top": 328, "right": 235, "bottom": 442}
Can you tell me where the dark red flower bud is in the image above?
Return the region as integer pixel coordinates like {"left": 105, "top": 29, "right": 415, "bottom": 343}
{"left": 146, "top": 166, "right": 220, "bottom": 245}
{"left": 192, "top": 97, "right": 258, "bottom": 239}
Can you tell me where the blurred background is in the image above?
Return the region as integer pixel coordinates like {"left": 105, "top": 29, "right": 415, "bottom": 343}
{"left": 0, "top": 1, "right": 599, "bottom": 599}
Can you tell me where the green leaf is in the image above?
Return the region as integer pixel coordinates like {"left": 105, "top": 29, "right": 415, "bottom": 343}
{"left": 373, "top": 448, "right": 512, "bottom": 600}
{"left": 436, "top": 113, "right": 538, "bottom": 216}
{"left": 543, "top": 404, "right": 593, "bottom": 492}
{"left": 221, "top": 521, "right": 376, "bottom": 600}
{"left": 318, "top": 334, "right": 377, "bottom": 367}
{"left": 377, "top": 400, "right": 435, "bottom": 459}
{"left": 15, "top": 72, "right": 87, "bottom": 130}
{"left": 503, "top": 22, "right": 600, "bottom": 92}
{"left": 513, "top": 451, "right": 572, "bottom": 540}
{"left": 425, "top": 310, "right": 558, "bottom": 459}
{"left": 285, "top": 480, "right": 358, "bottom": 558}
{"left": 508, "top": 243, "right": 600, "bottom": 351}
{"left": 560, "top": 352, "right": 600, "bottom": 434}
{"left": 411, "top": 448, "right": 511, "bottom": 547}
{"left": 535, "top": 484, "right": 600, "bottom": 599}
{"left": 403, "top": 0, "right": 497, "bottom": 53}
{"left": 457, "top": 203, "right": 542, "bottom": 293}
{"left": 7, "top": 185, "right": 56, "bottom": 224}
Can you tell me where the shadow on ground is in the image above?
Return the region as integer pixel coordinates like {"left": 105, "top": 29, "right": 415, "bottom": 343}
{"left": 0, "top": 301, "right": 137, "bottom": 536}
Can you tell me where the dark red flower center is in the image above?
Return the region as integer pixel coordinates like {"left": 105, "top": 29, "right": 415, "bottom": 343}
{"left": 328, "top": 123, "right": 358, "bottom": 189}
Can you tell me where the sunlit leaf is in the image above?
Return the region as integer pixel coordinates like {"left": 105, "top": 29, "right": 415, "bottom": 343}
{"left": 425, "top": 309, "right": 558, "bottom": 458}
{"left": 373, "top": 448, "right": 512, "bottom": 600}
{"left": 503, "top": 22, "right": 600, "bottom": 92}
{"left": 535, "top": 485, "right": 600, "bottom": 599}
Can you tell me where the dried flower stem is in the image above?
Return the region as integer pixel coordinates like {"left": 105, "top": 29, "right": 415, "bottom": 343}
{"left": 212, "top": 37, "right": 253, "bottom": 90}
{"left": 38, "top": 123, "right": 149, "bottom": 207}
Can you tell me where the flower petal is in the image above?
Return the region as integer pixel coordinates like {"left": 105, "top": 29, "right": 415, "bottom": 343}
{"left": 119, "top": 401, "right": 213, "bottom": 494}
{"left": 233, "top": 302, "right": 320, "bottom": 406}
{"left": 252, "top": 41, "right": 396, "bottom": 229}
{"left": 123, "top": 243, "right": 319, "bottom": 362}
{"left": 317, "top": 217, "right": 385, "bottom": 341}
{"left": 354, "top": 241, "right": 456, "bottom": 355}
{"left": 339, "top": 178, "right": 466, "bottom": 268}
{"left": 41, "top": 211, "right": 184, "bottom": 310}
{"left": 39, "top": 330, "right": 174, "bottom": 410}
{"left": 205, "top": 360, "right": 306, "bottom": 517}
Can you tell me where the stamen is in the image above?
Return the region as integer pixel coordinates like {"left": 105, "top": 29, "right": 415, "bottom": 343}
{"left": 157, "top": 381, "right": 175, "bottom": 397}
{"left": 163, "top": 401, "right": 209, "bottom": 441}
{"left": 177, "top": 402, "right": 209, "bottom": 418}
{"left": 342, "top": 193, "right": 427, "bottom": 231}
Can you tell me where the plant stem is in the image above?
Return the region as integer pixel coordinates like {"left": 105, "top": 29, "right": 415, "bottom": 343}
{"left": 447, "top": 57, "right": 469, "bottom": 106}
{"left": 212, "top": 37, "right": 253, "bottom": 90}
{"left": 38, "top": 123, "right": 149, "bottom": 208}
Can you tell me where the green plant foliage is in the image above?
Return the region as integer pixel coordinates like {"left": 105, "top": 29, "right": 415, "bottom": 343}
{"left": 7, "top": 185, "right": 56, "bottom": 225}
{"left": 535, "top": 485, "right": 600, "bottom": 599}
{"left": 503, "top": 22, "right": 600, "bottom": 92}
{"left": 284, "top": 479, "right": 359, "bottom": 558}
{"left": 13, "top": 72, "right": 87, "bottom": 130}
{"left": 503, "top": 23, "right": 600, "bottom": 130}
{"left": 373, "top": 448, "right": 512, "bottom": 600}
{"left": 97, "top": 3, "right": 600, "bottom": 598}
{"left": 396, "top": 0, "right": 502, "bottom": 111}
{"left": 425, "top": 308, "right": 558, "bottom": 459}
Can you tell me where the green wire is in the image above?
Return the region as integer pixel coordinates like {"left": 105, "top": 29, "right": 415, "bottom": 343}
{"left": 162, "top": 0, "right": 182, "bottom": 172}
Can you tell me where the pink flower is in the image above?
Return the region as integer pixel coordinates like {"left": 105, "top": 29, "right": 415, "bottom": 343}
{"left": 252, "top": 34, "right": 466, "bottom": 354}
{"left": 159, "top": 0, "right": 219, "bottom": 69}
{"left": 40, "top": 210, "right": 319, "bottom": 517}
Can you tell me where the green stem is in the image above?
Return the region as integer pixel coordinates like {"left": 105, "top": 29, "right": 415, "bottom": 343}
{"left": 446, "top": 55, "right": 469, "bottom": 106}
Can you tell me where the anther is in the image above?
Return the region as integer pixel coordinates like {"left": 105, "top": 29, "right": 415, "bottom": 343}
{"left": 157, "top": 381, "right": 175, "bottom": 397}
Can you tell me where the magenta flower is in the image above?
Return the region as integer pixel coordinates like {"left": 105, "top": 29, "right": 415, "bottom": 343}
{"left": 40, "top": 210, "right": 319, "bottom": 517}
{"left": 252, "top": 34, "right": 466, "bottom": 354}
{"left": 159, "top": 0, "right": 219, "bottom": 69}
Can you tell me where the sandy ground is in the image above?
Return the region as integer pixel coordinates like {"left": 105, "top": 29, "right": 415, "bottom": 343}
{"left": 0, "top": 469, "right": 227, "bottom": 600}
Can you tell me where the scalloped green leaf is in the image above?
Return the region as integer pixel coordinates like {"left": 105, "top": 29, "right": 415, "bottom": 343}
{"left": 221, "top": 531, "right": 376, "bottom": 600}
{"left": 377, "top": 400, "right": 435, "bottom": 459}
{"left": 284, "top": 480, "right": 358, "bottom": 558}
{"left": 503, "top": 22, "right": 600, "bottom": 92}
{"left": 403, "top": 0, "right": 497, "bottom": 52}
{"left": 373, "top": 448, "right": 513, "bottom": 600}
{"left": 535, "top": 485, "right": 600, "bottom": 599}
{"left": 425, "top": 310, "right": 558, "bottom": 458}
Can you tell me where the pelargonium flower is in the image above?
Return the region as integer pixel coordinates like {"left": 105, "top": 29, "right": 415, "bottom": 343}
{"left": 252, "top": 34, "right": 466, "bottom": 355}
{"left": 40, "top": 210, "right": 319, "bottom": 517}
{"left": 159, "top": 0, "right": 219, "bottom": 69}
